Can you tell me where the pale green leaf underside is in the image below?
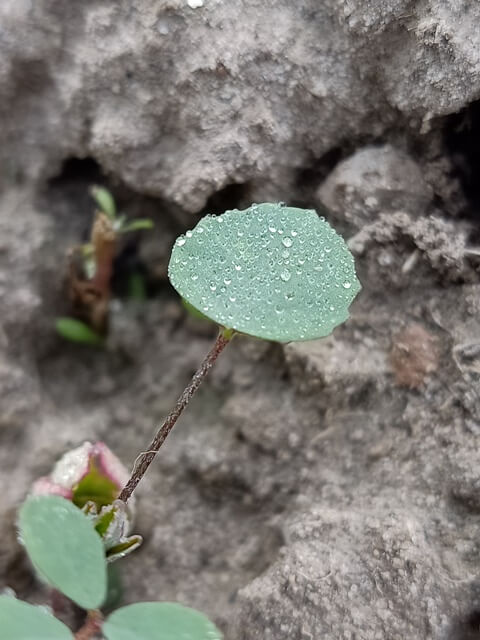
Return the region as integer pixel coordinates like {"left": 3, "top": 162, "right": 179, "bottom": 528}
{"left": 169, "top": 203, "right": 361, "bottom": 342}
{"left": 103, "top": 602, "right": 223, "bottom": 640}
{"left": 0, "top": 596, "right": 73, "bottom": 639}
{"left": 19, "top": 496, "right": 107, "bottom": 610}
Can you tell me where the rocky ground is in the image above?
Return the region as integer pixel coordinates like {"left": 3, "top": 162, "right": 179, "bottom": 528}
{"left": 1, "top": 1, "right": 480, "bottom": 638}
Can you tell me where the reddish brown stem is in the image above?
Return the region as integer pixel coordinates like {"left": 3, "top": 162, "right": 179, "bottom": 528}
{"left": 118, "top": 329, "right": 234, "bottom": 503}
{"left": 74, "top": 611, "right": 103, "bottom": 640}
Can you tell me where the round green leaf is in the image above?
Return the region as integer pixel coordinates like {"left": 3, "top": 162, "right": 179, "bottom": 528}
{"left": 19, "top": 496, "right": 107, "bottom": 610}
{"left": 0, "top": 595, "right": 73, "bottom": 639}
{"left": 168, "top": 203, "right": 360, "bottom": 342}
{"left": 103, "top": 602, "right": 222, "bottom": 640}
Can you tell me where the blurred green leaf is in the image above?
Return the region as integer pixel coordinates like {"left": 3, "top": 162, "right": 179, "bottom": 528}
{"left": 19, "top": 496, "right": 107, "bottom": 610}
{"left": 119, "top": 219, "right": 154, "bottom": 233}
{"left": 103, "top": 602, "right": 223, "bottom": 640}
{"left": 127, "top": 272, "right": 147, "bottom": 300}
{"left": 0, "top": 596, "right": 73, "bottom": 639}
{"left": 103, "top": 563, "right": 124, "bottom": 612}
{"left": 55, "top": 317, "right": 104, "bottom": 347}
{"left": 91, "top": 186, "right": 116, "bottom": 219}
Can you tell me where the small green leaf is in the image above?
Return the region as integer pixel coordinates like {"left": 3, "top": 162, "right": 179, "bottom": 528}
{"left": 119, "top": 219, "right": 154, "bottom": 233}
{"left": 103, "top": 602, "right": 223, "bottom": 640}
{"left": 168, "top": 203, "right": 361, "bottom": 343}
{"left": 127, "top": 272, "right": 148, "bottom": 300}
{"left": 19, "top": 496, "right": 107, "bottom": 610}
{"left": 106, "top": 535, "right": 142, "bottom": 562}
{"left": 91, "top": 186, "right": 116, "bottom": 219}
{"left": 104, "top": 563, "right": 124, "bottom": 611}
{"left": 94, "top": 507, "right": 116, "bottom": 537}
{"left": 0, "top": 596, "right": 73, "bottom": 639}
{"left": 55, "top": 317, "right": 104, "bottom": 346}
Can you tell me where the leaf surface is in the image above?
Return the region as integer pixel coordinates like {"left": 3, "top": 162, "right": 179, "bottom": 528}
{"left": 103, "top": 602, "right": 222, "bottom": 640}
{"left": 19, "top": 496, "right": 107, "bottom": 609}
{"left": 169, "top": 203, "right": 360, "bottom": 342}
{"left": 0, "top": 595, "right": 73, "bottom": 639}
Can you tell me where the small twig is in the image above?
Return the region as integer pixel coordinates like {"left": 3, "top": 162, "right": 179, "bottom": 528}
{"left": 464, "top": 247, "right": 480, "bottom": 258}
{"left": 118, "top": 329, "right": 234, "bottom": 503}
{"left": 50, "top": 588, "right": 68, "bottom": 619}
{"left": 74, "top": 610, "right": 103, "bottom": 640}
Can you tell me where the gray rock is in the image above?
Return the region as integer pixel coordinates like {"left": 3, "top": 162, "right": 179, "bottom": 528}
{"left": 1, "top": 1, "right": 480, "bottom": 211}
{"left": 317, "top": 145, "right": 433, "bottom": 229}
{"left": 233, "top": 506, "right": 476, "bottom": 640}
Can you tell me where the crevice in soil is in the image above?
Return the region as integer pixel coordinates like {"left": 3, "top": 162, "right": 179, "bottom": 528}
{"left": 449, "top": 607, "right": 480, "bottom": 640}
{"left": 199, "top": 182, "right": 251, "bottom": 217}
{"left": 444, "top": 99, "right": 480, "bottom": 229}
{"left": 293, "top": 146, "right": 346, "bottom": 206}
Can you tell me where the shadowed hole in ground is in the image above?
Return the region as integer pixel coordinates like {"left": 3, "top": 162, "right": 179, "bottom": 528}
{"left": 199, "top": 182, "right": 252, "bottom": 217}
{"left": 444, "top": 99, "right": 480, "bottom": 237}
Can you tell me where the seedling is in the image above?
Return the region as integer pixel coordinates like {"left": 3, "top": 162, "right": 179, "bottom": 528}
{"left": 3, "top": 496, "right": 221, "bottom": 639}
{"left": 120, "top": 202, "right": 360, "bottom": 501}
{"left": 7, "top": 203, "right": 360, "bottom": 638}
{"left": 56, "top": 186, "right": 153, "bottom": 344}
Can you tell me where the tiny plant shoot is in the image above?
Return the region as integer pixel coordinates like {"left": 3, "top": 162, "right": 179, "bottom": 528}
{"left": 56, "top": 186, "right": 153, "bottom": 345}
{"left": 7, "top": 202, "right": 360, "bottom": 639}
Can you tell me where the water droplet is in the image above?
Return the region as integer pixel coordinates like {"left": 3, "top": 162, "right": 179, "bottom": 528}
{"left": 224, "top": 278, "right": 232, "bottom": 285}
{"left": 275, "top": 304, "right": 284, "bottom": 314}
{"left": 282, "top": 237, "right": 293, "bottom": 248}
{"left": 191, "top": 274, "right": 198, "bottom": 281}
{"left": 234, "top": 264, "right": 242, "bottom": 271}
{"left": 196, "top": 227, "right": 204, "bottom": 233}
{"left": 268, "top": 225, "right": 276, "bottom": 233}
{"left": 280, "top": 269, "right": 291, "bottom": 282}
{"left": 186, "top": 230, "right": 193, "bottom": 238}
{"left": 343, "top": 281, "right": 351, "bottom": 289}
{"left": 229, "top": 296, "right": 236, "bottom": 302}
{"left": 210, "top": 283, "right": 217, "bottom": 291}
{"left": 285, "top": 291, "right": 295, "bottom": 301}
{"left": 176, "top": 237, "right": 186, "bottom": 246}
{"left": 291, "top": 230, "right": 298, "bottom": 237}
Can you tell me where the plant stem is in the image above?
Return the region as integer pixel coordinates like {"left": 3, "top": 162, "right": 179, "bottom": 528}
{"left": 118, "top": 329, "right": 234, "bottom": 503}
{"left": 74, "top": 611, "right": 103, "bottom": 640}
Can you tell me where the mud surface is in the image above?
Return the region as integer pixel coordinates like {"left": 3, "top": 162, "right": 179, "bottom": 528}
{"left": 1, "top": 2, "right": 480, "bottom": 639}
